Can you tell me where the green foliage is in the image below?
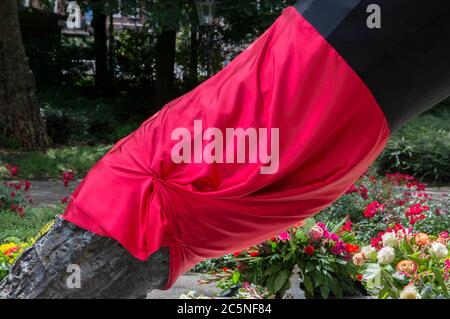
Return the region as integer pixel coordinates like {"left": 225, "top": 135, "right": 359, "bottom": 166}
{"left": 0, "top": 206, "right": 60, "bottom": 243}
{"left": 37, "top": 87, "right": 148, "bottom": 146}
{"left": 59, "top": 36, "right": 95, "bottom": 85}
{"left": 23, "top": 34, "right": 63, "bottom": 88}
{"left": 218, "top": 0, "right": 290, "bottom": 45}
{"left": 0, "top": 181, "right": 31, "bottom": 218}
{"left": 144, "top": 0, "right": 187, "bottom": 32}
{"left": 191, "top": 254, "right": 237, "bottom": 273}
{"left": 114, "top": 29, "right": 157, "bottom": 87}
{"left": 376, "top": 103, "right": 450, "bottom": 184}
{"left": 1, "top": 145, "right": 111, "bottom": 180}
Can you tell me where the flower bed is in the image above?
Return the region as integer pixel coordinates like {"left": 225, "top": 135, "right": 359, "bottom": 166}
{"left": 210, "top": 173, "right": 449, "bottom": 299}
{"left": 0, "top": 220, "right": 55, "bottom": 281}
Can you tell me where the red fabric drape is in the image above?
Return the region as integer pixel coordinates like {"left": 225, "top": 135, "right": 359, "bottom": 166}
{"left": 63, "top": 7, "right": 389, "bottom": 288}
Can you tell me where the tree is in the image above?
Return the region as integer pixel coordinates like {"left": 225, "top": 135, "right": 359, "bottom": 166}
{"left": 0, "top": 0, "right": 50, "bottom": 149}
{"left": 155, "top": 29, "right": 177, "bottom": 107}
{"left": 188, "top": 0, "right": 199, "bottom": 88}
{"left": 145, "top": 0, "right": 185, "bottom": 107}
{"left": 0, "top": 218, "right": 170, "bottom": 299}
{"left": 92, "top": 1, "right": 110, "bottom": 92}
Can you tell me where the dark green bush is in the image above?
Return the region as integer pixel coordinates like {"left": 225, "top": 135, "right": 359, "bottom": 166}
{"left": 114, "top": 29, "right": 157, "bottom": 88}
{"left": 375, "top": 102, "right": 450, "bottom": 184}
{"left": 38, "top": 87, "right": 152, "bottom": 146}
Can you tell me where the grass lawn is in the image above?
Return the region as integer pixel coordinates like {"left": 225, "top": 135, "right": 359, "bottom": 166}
{"left": 0, "top": 145, "right": 111, "bottom": 180}
{"left": 0, "top": 206, "right": 62, "bottom": 242}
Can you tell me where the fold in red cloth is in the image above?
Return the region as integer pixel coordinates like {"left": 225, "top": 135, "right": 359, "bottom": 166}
{"left": 63, "top": 7, "right": 389, "bottom": 288}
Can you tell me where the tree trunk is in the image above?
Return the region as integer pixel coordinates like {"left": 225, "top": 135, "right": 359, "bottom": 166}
{"left": 0, "top": 218, "right": 170, "bottom": 299}
{"left": 188, "top": 24, "right": 199, "bottom": 89}
{"left": 93, "top": 8, "right": 109, "bottom": 92}
{"left": 0, "top": 0, "right": 50, "bottom": 149}
{"left": 155, "top": 29, "right": 177, "bottom": 108}
{"left": 108, "top": 14, "right": 115, "bottom": 82}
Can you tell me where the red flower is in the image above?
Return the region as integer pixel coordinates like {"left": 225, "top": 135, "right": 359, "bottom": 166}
{"left": 342, "top": 220, "right": 352, "bottom": 232}
{"left": 371, "top": 237, "right": 382, "bottom": 250}
{"left": 10, "top": 192, "right": 15, "bottom": 198}
{"left": 345, "top": 243, "right": 360, "bottom": 254}
{"left": 222, "top": 267, "right": 229, "bottom": 272}
{"left": 395, "top": 199, "right": 406, "bottom": 206}
{"left": 394, "top": 223, "right": 404, "bottom": 232}
{"left": 5, "top": 164, "right": 18, "bottom": 177}
{"left": 232, "top": 250, "right": 242, "bottom": 258}
{"left": 24, "top": 180, "right": 31, "bottom": 191}
{"left": 416, "top": 183, "right": 426, "bottom": 191}
{"left": 249, "top": 251, "right": 259, "bottom": 257}
{"left": 62, "top": 171, "right": 74, "bottom": 187}
{"left": 304, "top": 245, "right": 315, "bottom": 256}
{"left": 4, "top": 246, "right": 19, "bottom": 256}
{"left": 356, "top": 274, "right": 363, "bottom": 281}
{"left": 10, "top": 204, "right": 25, "bottom": 218}
{"left": 406, "top": 203, "right": 424, "bottom": 217}
{"left": 359, "top": 185, "right": 369, "bottom": 200}
{"left": 61, "top": 197, "right": 69, "bottom": 204}
{"left": 345, "top": 184, "right": 358, "bottom": 194}
{"left": 363, "top": 201, "right": 384, "bottom": 218}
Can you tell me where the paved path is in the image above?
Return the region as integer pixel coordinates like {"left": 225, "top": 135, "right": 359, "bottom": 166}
{"left": 28, "top": 181, "right": 449, "bottom": 207}
{"left": 28, "top": 180, "right": 80, "bottom": 207}
{"left": 423, "top": 187, "right": 450, "bottom": 203}
{"left": 147, "top": 273, "right": 222, "bottom": 299}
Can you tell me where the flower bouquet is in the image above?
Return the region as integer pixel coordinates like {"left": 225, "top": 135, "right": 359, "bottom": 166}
{"left": 233, "top": 218, "right": 363, "bottom": 298}
{"left": 356, "top": 226, "right": 449, "bottom": 299}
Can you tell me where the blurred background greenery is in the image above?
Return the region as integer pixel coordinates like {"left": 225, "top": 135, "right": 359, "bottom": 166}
{"left": 1, "top": 0, "right": 449, "bottom": 185}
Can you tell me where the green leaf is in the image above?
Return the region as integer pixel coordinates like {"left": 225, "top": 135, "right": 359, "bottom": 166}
{"left": 320, "top": 286, "right": 330, "bottom": 299}
{"left": 264, "top": 262, "right": 283, "bottom": 276}
{"left": 327, "top": 277, "right": 342, "bottom": 298}
{"left": 302, "top": 275, "right": 314, "bottom": 294}
{"left": 265, "top": 273, "right": 276, "bottom": 291}
{"left": 378, "top": 286, "right": 390, "bottom": 299}
{"left": 330, "top": 217, "right": 348, "bottom": 234}
{"left": 305, "top": 262, "right": 315, "bottom": 273}
{"left": 272, "top": 269, "right": 291, "bottom": 293}
{"left": 433, "top": 269, "right": 449, "bottom": 297}
{"left": 231, "top": 271, "right": 240, "bottom": 284}
{"left": 302, "top": 218, "right": 316, "bottom": 230}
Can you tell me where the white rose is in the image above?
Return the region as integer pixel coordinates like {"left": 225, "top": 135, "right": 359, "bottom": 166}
{"left": 361, "top": 246, "right": 376, "bottom": 260}
{"left": 377, "top": 246, "right": 395, "bottom": 265}
{"left": 430, "top": 242, "right": 448, "bottom": 259}
{"left": 400, "top": 286, "right": 421, "bottom": 299}
{"left": 382, "top": 232, "right": 398, "bottom": 247}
